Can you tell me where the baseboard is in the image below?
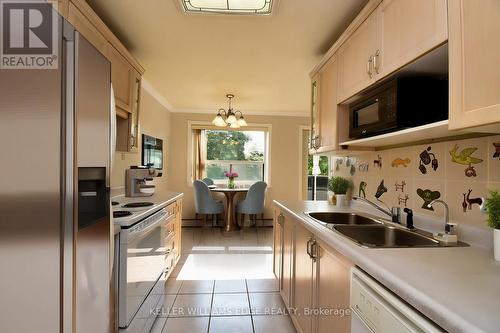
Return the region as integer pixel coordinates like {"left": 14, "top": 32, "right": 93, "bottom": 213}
{"left": 182, "top": 218, "right": 273, "bottom": 227}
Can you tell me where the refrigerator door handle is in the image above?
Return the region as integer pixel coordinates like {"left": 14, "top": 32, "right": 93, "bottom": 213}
{"left": 62, "top": 20, "right": 75, "bottom": 333}
{"left": 110, "top": 84, "right": 116, "bottom": 178}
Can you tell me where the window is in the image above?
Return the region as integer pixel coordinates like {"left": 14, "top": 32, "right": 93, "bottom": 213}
{"left": 307, "top": 155, "right": 330, "bottom": 201}
{"left": 180, "top": 0, "right": 274, "bottom": 15}
{"left": 194, "top": 129, "right": 269, "bottom": 185}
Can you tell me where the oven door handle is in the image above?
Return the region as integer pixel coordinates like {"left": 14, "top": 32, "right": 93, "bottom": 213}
{"left": 128, "top": 210, "right": 172, "bottom": 239}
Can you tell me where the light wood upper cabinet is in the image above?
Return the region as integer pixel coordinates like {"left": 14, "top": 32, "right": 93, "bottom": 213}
{"left": 129, "top": 70, "right": 142, "bottom": 150}
{"left": 109, "top": 46, "right": 133, "bottom": 113}
{"left": 315, "top": 242, "right": 352, "bottom": 333}
{"left": 68, "top": 2, "right": 108, "bottom": 58}
{"left": 293, "top": 224, "right": 315, "bottom": 333}
{"left": 448, "top": 0, "right": 500, "bottom": 130}
{"left": 376, "top": 0, "right": 447, "bottom": 78}
{"left": 337, "top": 13, "right": 378, "bottom": 103}
{"left": 317, "top": 55, "right": 339, "bottom": 152}
{"left": 310, "top": 75, "right": 320, "bottom": 151}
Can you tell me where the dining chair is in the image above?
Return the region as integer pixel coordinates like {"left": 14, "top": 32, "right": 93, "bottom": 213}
{"left": 236, "top": 181, "right": 267, "bottom": 227}
{"left": 193, "top": 180, "right": 224, "bottom": 227}
{"left": 201, "top": 177, "right": 214, "bottom": 186}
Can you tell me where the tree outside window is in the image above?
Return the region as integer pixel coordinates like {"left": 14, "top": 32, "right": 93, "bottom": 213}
{"left": 204, "top": 130, "right": 266, "bottom": 183}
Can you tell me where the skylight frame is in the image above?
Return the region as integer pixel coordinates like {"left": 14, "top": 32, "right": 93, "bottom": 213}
{"left": 180, "top": 0, "right": 275, "bottom": 16}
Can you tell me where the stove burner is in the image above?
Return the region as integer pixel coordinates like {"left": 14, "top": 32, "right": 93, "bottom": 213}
{"left": 122, "top": 202, "right": 154, "bottom": 208}
{"left": 113, "top": 211, "right": 133, "bottom": 218}
{"left": 112, "top": 201, "right": 120, "bottom": 206}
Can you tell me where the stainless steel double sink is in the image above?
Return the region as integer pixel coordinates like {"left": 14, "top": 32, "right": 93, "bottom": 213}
{"left": 305, "top": 212, "right": 466, "bottom": 248}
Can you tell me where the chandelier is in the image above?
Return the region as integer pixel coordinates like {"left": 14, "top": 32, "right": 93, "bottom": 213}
{"left": 212, "top": 94, "right": 248, "bottom": 128}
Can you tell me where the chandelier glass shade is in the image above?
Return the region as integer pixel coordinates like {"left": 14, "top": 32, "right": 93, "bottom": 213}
{"left": 212, "top": 94, "right": 248, "bottom": 128}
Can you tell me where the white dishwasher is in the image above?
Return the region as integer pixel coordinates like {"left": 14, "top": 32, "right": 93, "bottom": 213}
{"left": 350, "top": 267, "right": 445, "bottom": 333}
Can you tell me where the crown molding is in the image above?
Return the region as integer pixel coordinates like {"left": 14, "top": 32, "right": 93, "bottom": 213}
{"left": 171, "top": 107, "right": 309, "bottom": 118}
{"left": 141, "top": 78, "right": 175, "bottom": 111}
{"left": 142, "top": 79, "right": 309, "bottom": 118}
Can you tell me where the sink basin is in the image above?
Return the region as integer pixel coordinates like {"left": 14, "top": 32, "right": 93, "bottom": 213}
{"left": 306, "top": 212, "right": 382, "bottom": 225}
{"left": 333, "top": 225, "right": 440, "bottom": 248}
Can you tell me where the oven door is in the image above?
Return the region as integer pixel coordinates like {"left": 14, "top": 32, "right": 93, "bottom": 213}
{"left": 119, "top": 209, "right": 171, "bottom": 328}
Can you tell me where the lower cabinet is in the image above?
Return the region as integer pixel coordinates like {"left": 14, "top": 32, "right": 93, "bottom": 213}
{"left": 273, "top": 209, "right": 283, "bottom": 283}
{"left": 293, "top": 223, "right": 315, "bottom": 333}
{"left": 274, "top": 205, "right": 353, "bottom": 333}
{"left": 174, "top": 199, "right": 183, "bottom": 263}
{"left": 315, "top": 241, "right": 352, "bottom": 333}
{"left": 274, "top": 210, "right": 294, "bottom": 308}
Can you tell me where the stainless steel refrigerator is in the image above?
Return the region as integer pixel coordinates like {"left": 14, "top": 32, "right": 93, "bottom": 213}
{"left": 0, "top": 9, "right": 112, "bottom": 333}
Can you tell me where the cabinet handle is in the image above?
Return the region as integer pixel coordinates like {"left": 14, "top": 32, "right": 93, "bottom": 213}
{"left": 277, "top": 214, "right": 284, "bottom": 226}
{"left": 307, "top": 239, "right": 317, "bottom": 261}
{"left": 367, "top": 55, "right": 373, "bottom": 78}
{"left": 373, "top": 49, "right": 380, "bottom": 74}
{"left": 306, "top": 239, "right": 312, "bottom": 258}
{"left": 311, "top": 240, "right": 318, "bottom": 262}
{"left": 312, "top": 135, "right": 320, "bottom": 150}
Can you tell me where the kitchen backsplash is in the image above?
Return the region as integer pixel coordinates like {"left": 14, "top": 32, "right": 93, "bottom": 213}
{"left": 331, "top": 135, "right": 500, "bottom": 230}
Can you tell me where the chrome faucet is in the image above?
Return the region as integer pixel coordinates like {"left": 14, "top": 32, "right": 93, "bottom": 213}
{"left": 427, "top": 199, "right": 455, "bottom": 235}
{"left": 352, "top": 196, "right": 402, "bottom": 224}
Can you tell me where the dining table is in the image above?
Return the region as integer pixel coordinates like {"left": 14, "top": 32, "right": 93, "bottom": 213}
{"left": 210, "top": 186, "right": 249, "bottom": 232}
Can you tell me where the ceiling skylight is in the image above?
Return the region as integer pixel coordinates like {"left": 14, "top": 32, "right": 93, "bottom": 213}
{"left": 181, "top": 0, "right": 274, "bottom": 15}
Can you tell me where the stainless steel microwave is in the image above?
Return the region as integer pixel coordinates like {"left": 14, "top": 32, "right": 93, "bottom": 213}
{"left": 348, "top": 78, "right": 448, "bottom": 139}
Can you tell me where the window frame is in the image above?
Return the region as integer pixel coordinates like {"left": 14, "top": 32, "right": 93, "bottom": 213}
{"left": 187, "top": 121, "right": 272, "bottom": 188}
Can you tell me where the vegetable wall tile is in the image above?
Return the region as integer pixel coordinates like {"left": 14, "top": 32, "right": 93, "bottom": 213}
{"left": 412, "top": 142, "right": 445, "bottom": 179}
{"left": 414, "top": 179, "right": 445, "bottom": 218}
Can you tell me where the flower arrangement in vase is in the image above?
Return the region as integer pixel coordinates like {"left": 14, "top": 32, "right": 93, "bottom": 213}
{"left": 224, "top": 164, "right": 239, "bottom": 189}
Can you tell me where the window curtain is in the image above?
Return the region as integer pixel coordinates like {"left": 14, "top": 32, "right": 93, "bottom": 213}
{"left": 194, "top": 129, "right": 206, "bottom": 180}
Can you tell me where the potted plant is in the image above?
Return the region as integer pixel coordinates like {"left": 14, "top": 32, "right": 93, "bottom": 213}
{"left": 328, "top": 176, "right": 351, "bottom": 207}
{"left": 485, "top": 190, "right": 500, "bottom": 261}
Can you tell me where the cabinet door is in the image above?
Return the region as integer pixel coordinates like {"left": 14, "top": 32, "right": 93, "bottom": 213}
{"left": 68, "top": 2, "right": 108, "bottom": 59}
{"left": 174, "top": 200, "right": 183, "bottom": 263}
{"left": 280, "top": 213, "right": 294, "bottom": 308}
{"left": 315, "top": 243, "right": 352, "bottom": 333}
{"left": 273, "top": 210, "right": 283, "bottom": 281}
{"left": 109, "top": 46, "right": 133, "bottom": 113}
{"left": 317, "top": 55, "right": 339, "bottom": 152}
{"left": 310, "top": 75, "right": 320, "bottom": 151}
{"left": 337, "top": 13, "right": 378, "bottom": 103}
{"left": 376, "top": 0, "right": 447, "bottom": 78}
{"left": 129, "top": 70, "right": 142, "bottom": 150}
{"left": 448, "top": 0, "right": 500, "bottom": 130}
{"left": 293, "top": 224, "right": 315, "bottom": 333}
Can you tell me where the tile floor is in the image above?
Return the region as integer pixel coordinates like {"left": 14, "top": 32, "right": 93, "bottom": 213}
{"left": 150, "top": 226, "right": 297, "bottom": 333}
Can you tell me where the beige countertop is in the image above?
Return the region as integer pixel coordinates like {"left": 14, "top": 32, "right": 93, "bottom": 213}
{"left": 274, "top": 200, "right": 500, "bottom": 333}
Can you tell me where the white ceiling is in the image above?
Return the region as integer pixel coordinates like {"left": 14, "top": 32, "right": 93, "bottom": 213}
{"left": 87, "top": 0, "right": 368, "bottom": 115}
